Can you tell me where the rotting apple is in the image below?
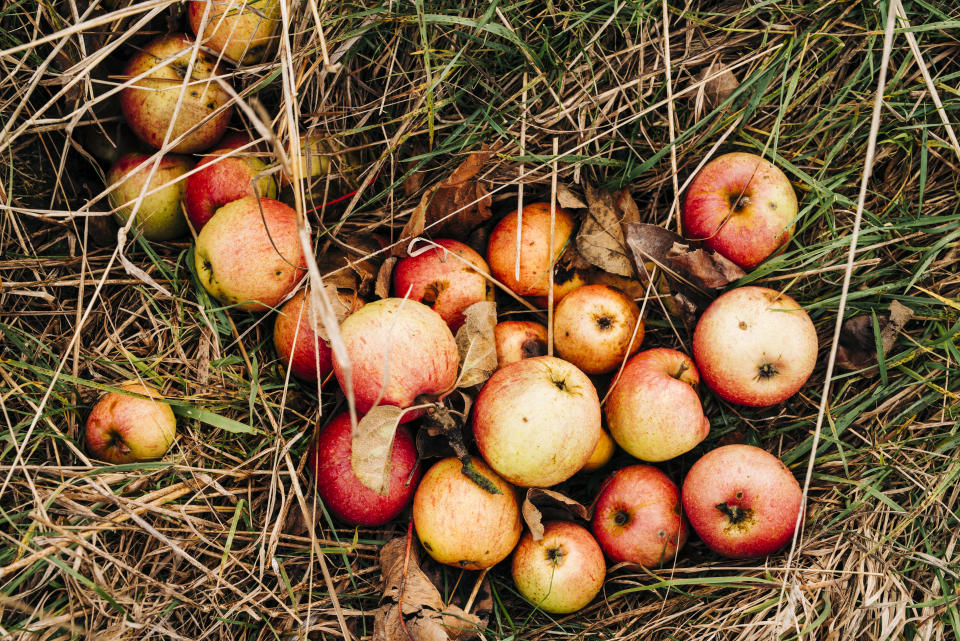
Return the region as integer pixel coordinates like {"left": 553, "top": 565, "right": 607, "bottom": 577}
{"left": 188, "top": 0, "right": 281, "bottom": 64}
{"left": 84, "top": 382, "right": 177, "bottom": 464}
{"left": 553, "top": 284, "right": 643, "bottom": 375}
{"left": 273, "top": 289, "right": 333, "bottom": 383}
{"left": 107, "top": 152, "right": 192, "bottom": 241}
{"left": 493, "top": 320, "right": 548, "bottom": 368}
{"left": 487, "top": 203, "right": 575, "bottom": 298}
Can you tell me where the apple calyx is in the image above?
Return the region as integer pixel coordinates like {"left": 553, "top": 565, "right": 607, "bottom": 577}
{"left": 731, "top": 194, "right": 751, "bottom": 212}
{"left": 715, "top": 501, "right": 753, "bottom": 526}
{"left": 613, "top": 509, "right": 630, "bottom": 527}
{"left": 757, "top": 362, "right": 778, "bottom": 379}
{"left": 595, "top": 314, "right": 614, "bottom": 330}
{"left": 546, "top": 546, "right": 565, "bottom": 565}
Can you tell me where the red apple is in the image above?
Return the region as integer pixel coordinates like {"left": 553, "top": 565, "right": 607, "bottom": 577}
{"left": 692, "top": 286, "right": 817, "bottom": 406}
{"left": 273, "top": 289, "right": 334, "bottom": 383}
{"left": 107, "top": 152, "right": 192, "bottom": 241}
{"left": 591, "top": 465, "right": 688, "bottom": 567}
{"left": 188, "top": 0, "right": 281, "bottom": 64}
{"left": 493, "top": 320, "right": 548, "bottom": 367}
{"left": 332, "top": 298, "right": 458, "bottom": 422}
{"left": 682, "top": 152, "right": 798, "bottom": 269}
{"left": 120, "top": 33, "right": 233, "bottom": 154}
{"left": 605, "top": 349, "right": 710, "bottom": 462}
{"left": 511, "top": 521, "right": 606, "bottom": 614}
{"left": 85, "top": 383, "right": 177, "bottom": 464}
{"left": 183, "top": 140, "right": 276, "bottom": 231}
{"left": 487, "top": 203, "right": 575, "bottom": 297}
{"left": 553, "top": 284, "right": 643, "bottom": 375}
{"left": 306, "top": 413, "right": 420, "bottom": 526}
{"left": 413, "top": 456, "right": 522, "bottom": 570}
{"left": 473, "top": 356, "right": 601, "bottom": 488}
{"left": 194, "top": 196, "right": 307, "bottom": 312}
{"left": 681, "top": 444, "right": 803, "bottom": 558}
{"left": 391, "top": 238, "right": 493, "bottom": 331}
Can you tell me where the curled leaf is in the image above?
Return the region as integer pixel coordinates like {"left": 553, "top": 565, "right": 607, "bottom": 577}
{"left": 376, "top": 256, "right": 398, "bottom": 299}
{"left": 624, "top": 223, "right": 745, "bottom": 292}
{"left": 556, "top": 184, "right": 587, "bottom": 209}
{"left": 836, "top": 300, "right": 913, "bottom": 375}
{"left": 576, "top": 183, "right": 635, "bottom": 277}
{"left": 351, "top": 406, "right": 405, "bottom": 495}
{"left": 455, "top": 301, "right": 498, "bottom": 388}
{"left": 521, "top": 488, "right": 591, "bottom": 541}
{"left": 694, "top": 61, "right": 739, "bottom": 109}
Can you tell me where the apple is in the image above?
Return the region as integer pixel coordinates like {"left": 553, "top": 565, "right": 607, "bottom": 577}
{"left": 282, "top": 133, "right": 361, "bottom": 185}
{"left": 681, "top": 444, "right": 803, "bottom": 558}
{"left": 84, "top": 382, "right": 177, "bottom": 464}
{"left": 332, "top": 298, "right": 459, "bottom": 422}
{"left": 194, "top": 196, "right": 306, "bottom": 312}
{"left": 306, "top": 412, "right": 420, "bottom": 526}
{"left": 591, "top": 465, "right": 688, "bottom": 567}
{"left": 273, "top": 289, "right": 334, "bottom": 383}
{"left": 120, "top": 33, "right": 233, "bottom": 154}
{"left": 605, "top": 348, "right": 710, "bottom": 462}
{"left": 487, "top": 202, "right": 575, "bottom": 297}
{"left": 413, "top": 456, "right": 522, "bottom": 570}
{"left": 682, "top": 152, "right": 798, "bottom": 269}
{"left": 183, "top": 140, "right": 276, "bottom": 231}
{"left": 494, "top": 320, "right": 547, "bottom": 367}
{"left": 107, "top": 152, "right": 192, "bottom": 241}
{"left": 511, "top": 521, "right": 606, "bottom": 614}
{"left": 392, "top": 238, "right": 493, "bottom": 331}
{"left": 188, "top": 0, "right": 281, "bottom": 64}
{"left": 581, "top": 429, "right": 616, "bottom": 472}
{"left": 692, "top": 286, "right": 817, "bottom": 406}
{"left": 473, "top": 355, "right": 601, "bottom": 488}
{"left": 553, "top": 284, "right": 643, "bottom": 375}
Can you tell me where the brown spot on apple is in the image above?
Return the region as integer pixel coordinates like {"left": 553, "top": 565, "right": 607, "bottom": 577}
{"left": 420, "top": 280, "right": 447, "bottom": 308}
{"left": 520, "top": 338, "right": 546, "bottom": 359}
{"left": 738, "top": 321, "right": 748, "bottom": 330}
{"left": 715, "top": 501, "right": 754, "bottom": 533}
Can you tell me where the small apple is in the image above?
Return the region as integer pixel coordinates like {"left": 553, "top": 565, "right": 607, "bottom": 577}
{"left": 281, "top": 133, "right": 361, "bottom": 186}
{"left": 553, "top": 284, "right": 643, "bottom": 375}
{"left": 273, "top": 289, "right": 333, "bottom": 383}
{"left": 413, "top": 456, "right": 522, "bottom": 570}
{"left": 307, "top": 413, "right": 420, "bottom": 526}
{"left": 605, "top": 348, "right": 710, "bottom": 462}
{"left": 107, "top": 152, "right": 192, "bottom": 241}
{"left": 591, "top": 465, "right": 688, "bottom": 567}
{"left": 194, "top": 196, "right": 306, "bottom": 312}
{"left": 692, "top": 286, "right": 817, "bottom": 406}
{"left": 183, "top": 140, "right": 277, "bottom": 231}
{"left": 487, "top": 203, "right": 575, "bottom": 297}
{"left": 332, "top": 298, "right": 459, "bottom": 422}
{"left": 392, "top": 239, "right": 493, "bottom": 331}
{"left": 511, "top": 521, "right": 606, "bottom": 614}
{"left": 188, "top": 0, "right": 281, "bottom": 64}
{"left": 120, "top": 33, "right": 233, "bottom": 153}
{"left": 493, "top": 320, "right": 548, "bottom": 367}
{"left": 681, "top": 444, "right": 803, "bottom": 558}
{"left": 581, "top": 429, "right": 616, "bottom": 472}
{"left": 473, "top": 355, "right": 602, "bottom": 488}
{"left": 85, "top": 382, "right": 177, "bottom": 464}
{"left": 682, "top": 152, "right": 798, "bottom": 269}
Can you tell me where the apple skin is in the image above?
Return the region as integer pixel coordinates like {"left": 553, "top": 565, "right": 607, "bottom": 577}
{"left": 194, "top": 196, "right": 306, "bottom": 312}
{"left": 120, "top": 33, "right": 233, "bottom": 154}
{"left": 332, "top": 298, "right": 459, "bottom": 423}
{"left": 183, "top": 143, "right": 276, "bottom": 231}
{"left": 107, "top": 152, "right": 192, "bottom": 241}
{"left": 605, "top": 348, "right": 710, "bottom": 462}
{"left": 188, "top": 0, "right": 281, "bottom": 64}
{"left": 392, "top": 238, "right": 493, "bottom": 331}
{"left": 682, "top": 152, "right": 798, "bottom": 269}
{"left": 692, "top": 286, "right": 817, "bottom": 407}
{"left": 681, "top": 444, "right": 803, "bottom": 558}
{"left": 493, "top": 320, "right": 548, "bottom": 367}
{"left": 591, "top": 465, "right": 688, "bottom": 567}
{"left": 273, "top": 289, "right": 333, "bottom": 383}
{"left": 413, "top": 456, "right": 522, "bottom": 570}
{"left": 553, "top": 284, "right": 644, "bottom": 375}
{"left": 581, "top": 429, "right": 616, "bottom": 472}
{"left": 84, "top": 383, "right": 177, "bottom": 464}
{"left": 473, "top": 356, "right": 602, "bottom": 488}
{"left": 306, "top": 413, "right": 420, "bottom": 526}
{"left": 487, "top": 203, "right": 575, "bottom": 297}
{"left": 511, "top": 521, "right": 606, "bottom": 614}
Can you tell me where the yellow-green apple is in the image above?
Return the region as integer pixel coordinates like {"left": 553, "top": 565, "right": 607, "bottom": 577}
{"left": 682, "top": 152, "right": 797, "bottom": 269}
{"left": 194, "top": 196, "right": 306, "bottom": 311}
{"left": 188, "top": 0, "right": 281, "bottom": 64}
{"left": 692, "top": 286, "right": 817, "bottom": 406}
{"left": 120, "top": 33, "right": 233, "bottom": 153}
{"left": 281, "top": 133, "right": 361, "bottom": 185}
{"left": 107, "top": 152, "right": 192, "bottom": 241}
{"left": 392, "top": 239, "right": 493, "bottom": 331}
{"left": 494, "top": 320, "right": 547, "bottom": 367}
{"left": 581, "top": 429, "right": 616, "bottom": 472}
{"left": 183, "top": 140, "right": 276, "bottom": 231}
{"left": 273, "top": 289, "right": 333, "bottom": 383}
{"left": 306, "top": 412, "right": 420, "bottom": 526}
{"left": 332, "top": 298, "right": 458, "bottom": 422}
{"left": 605, "top": 348, "right": 710, "bottom": 462}
{"left": 487, "top": 202, "right": 575, "bottom": 297}
{"left": 413, "top": 456, "right": 522, "bottom": 569}
{"left": 511, "top": 521, "right": 606, "bottom": 614}
{"left": 681, "top": 444, "right": 803, "bottom": 558}
{"left": 473, "top": 355, "right": 601, "bottom": 487}
{"left": 591, "top": 465, "right": 688, "bottom": 567}
{"left": 553, "top": 284, "right": 643, "bottom": 375}
{"left": 84, "top": 382, "right": 176, "bottom": 464}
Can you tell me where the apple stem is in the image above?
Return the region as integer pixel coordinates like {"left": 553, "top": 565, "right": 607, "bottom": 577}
{"left": 671, "top": 361, "right": 690, "bottom": 380}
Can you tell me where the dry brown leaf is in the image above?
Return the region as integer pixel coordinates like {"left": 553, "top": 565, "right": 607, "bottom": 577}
{"left": 317, "top": 235, "right": 382, "bottom": 298}
{"left": 376, "top": 257, "right": 398, "bottom": 299}
{"left": 351, "top": 406, "right": 405, "bottom": 495}
{"left": 577, "top": 183, "right": 635, "bottom": 277}
{"left": 404, "top": 170, "right": 427, "bottom": 198}
{"left": 666, "top": 243, "right": 746, "bottom": 291}
{"left": 556, "top": 184, "right": 588, "bottom": 209}
{"left": 303, "top": 284, "right": 352, "bottom": 342}
{"left": 695, "top": 61, "right": 739, "bottom": 109}
{"left": 836, "top": 301, "right": 913, "bottom": 375}
{"left": 521, "top": 488, "right": 590, "bottom": 541}
{"left": 614, "top": 188, "right": 643, "bottom": 225}
{"left": 455, "top": 301, "right": 498, "bottom": 388}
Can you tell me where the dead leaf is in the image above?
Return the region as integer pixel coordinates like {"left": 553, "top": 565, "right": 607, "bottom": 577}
{"left": 695, "top": 61, "right": 739, "bottom": 109}
{"left": 351, "top": 406, "right": 405, "bottom": 495}
{"left": 556, "top": 184, "right": 587, "bottom": 209}
{"left": 455, "top": 301, "right": 498, "bottom": 388}
{"left": 394, "top": 191, "right": 432, "bottom": 258}
{"left": 283, "top": 499, "right": 319, "bottom": 536}
{"left": 577, "top": 184, "right": 635, "bottom": 277}
{"left": 376, "top": 257, "right": 398, "bottom": 299}
{"left": 614, "top": 189, "right": 643, "bottom": 225}
{"left": 666, "top": 243, "right": 746, "bottom": 290}
{"left": 317, "top": 235, "right": 382, "bottom": 298}
{"left": 373, "top": 538, "right": 484, "bottom": 641}
{"left": 404, "top": 170, "right": 427, "bottom": 198}
{"left": 836, "top": 301, "right": 913, "bottom": 375}
{"left": 521, "top": 488, "right": 591, "bottom": 541}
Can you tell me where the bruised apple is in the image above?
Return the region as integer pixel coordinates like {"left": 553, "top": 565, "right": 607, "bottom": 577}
{"left": 85, "top": 383, "right": 176, "bottom": 464}
{"left": 494, "top": 320, "right": 548, "bottom": 367}
{"left": 183, "top": 139, "right": 276, "bottom": 230}
{"left": 487, "top": 203, "right": 575, "bottom": 297}
{"left": 273, "top": 289, "right": 333, "bottom": 383}
{"left": 553, "top": 284, "right": 643, "bottom": 375}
